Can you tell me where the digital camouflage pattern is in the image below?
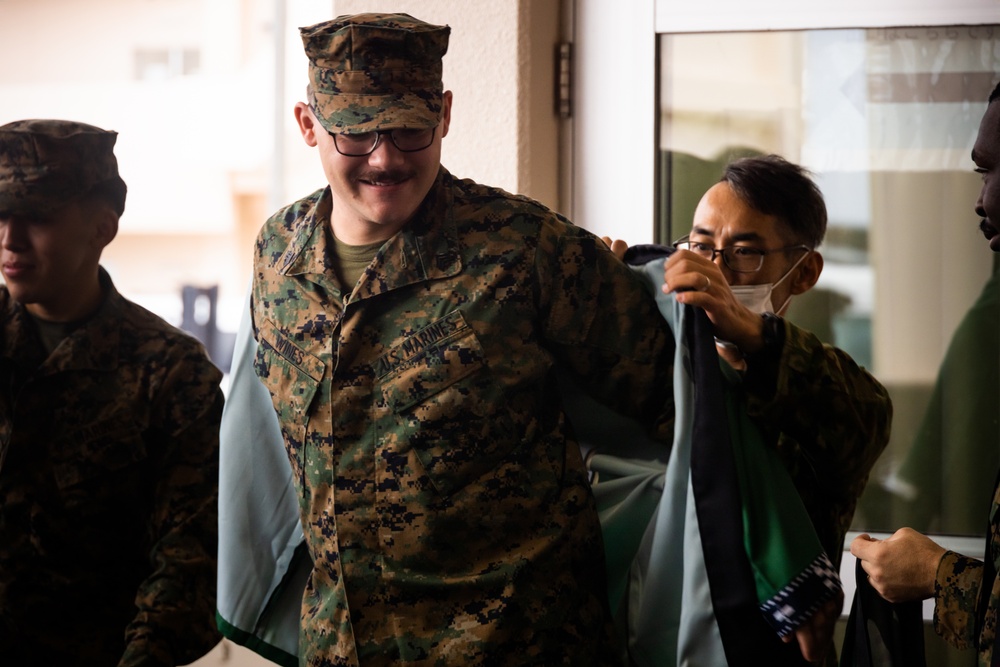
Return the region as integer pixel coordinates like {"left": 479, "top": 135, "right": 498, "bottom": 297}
{"left": 0, "top": 119, "right": 126, "bottom": 215}
{"left": 933, "top": 480, "right": 999, "bottom": 665}
{"left": 251, "top": 167, "right": 677, "bottom": 666}
{"left": 301, "top": 13, "right": 449, "bottom": 134}
{"left": 0, "top": 269, "right": 224, "bottom": 666}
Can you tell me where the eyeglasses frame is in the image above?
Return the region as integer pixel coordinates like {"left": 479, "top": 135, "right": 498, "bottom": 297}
{"left": 327, "top": 126, "right": 437, "bottom": 157}
{"left": 672, "top": 235, "right": 810, "bottom": 273}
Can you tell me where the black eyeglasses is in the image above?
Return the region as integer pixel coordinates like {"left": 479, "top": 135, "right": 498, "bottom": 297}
{"left": 672, "top": 236, "right": 809, "bottom": 273}
{"left": 328, "top": 127, "right": 437, "bottom": 157}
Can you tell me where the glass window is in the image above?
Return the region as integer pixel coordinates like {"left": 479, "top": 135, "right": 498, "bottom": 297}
{"left": 658, "top": 26, "right": 1000, "bottom": 540}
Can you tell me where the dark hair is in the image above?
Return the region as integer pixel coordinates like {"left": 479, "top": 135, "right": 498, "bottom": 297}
{"left": 88, "top": 177, "right": 127, "bottom": 217}
{"left": 720, "top": 154, "right": 827, "bottom": 249}
{"left": 989, "top": 80, "right": 1000, "bottom": 105}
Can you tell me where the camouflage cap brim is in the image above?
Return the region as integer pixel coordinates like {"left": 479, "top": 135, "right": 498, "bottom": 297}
{"left": 0, "top": 171, "right": 110, "bottom": 215}
{"left": 310, "top": 90, "right": 443, "bottom": 135}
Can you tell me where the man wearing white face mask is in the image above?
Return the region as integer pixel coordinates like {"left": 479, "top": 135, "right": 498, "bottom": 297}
{"left": 726, "top": 247, "right": 811, "bottom": 317}
{"left": 667, "top": 155, "right": 826, "bottom": 366}
{"left": 664, "top": 154, "right": 892, "bottom": 665}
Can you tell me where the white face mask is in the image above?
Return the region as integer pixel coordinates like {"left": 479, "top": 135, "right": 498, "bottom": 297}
{"left": 729, "top": 250, "right": 810, "bottom": 315}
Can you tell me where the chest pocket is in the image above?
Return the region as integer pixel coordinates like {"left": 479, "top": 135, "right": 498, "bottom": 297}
{"left": 51, "top": 414, "right": 148, "bottom": 512}
{"left": 52, "top": 414, "right": 145, "bottom": 486}
{"left": 254, "top": 320, "right": 325, "bottom": 475}
{"left": 376, "top": 311, "right": 516, "bottom": 496}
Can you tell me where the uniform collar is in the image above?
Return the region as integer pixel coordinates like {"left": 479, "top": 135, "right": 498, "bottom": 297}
{"left": 0, "top": 267, "right": 124, "bottom": 375}
{"left": 278, "top": 167, "right": 463, "bottom": 303}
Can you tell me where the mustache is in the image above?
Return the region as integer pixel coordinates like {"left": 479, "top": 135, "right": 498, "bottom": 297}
{"left": 357, "top": 169, "right": 412, "bottom": 183}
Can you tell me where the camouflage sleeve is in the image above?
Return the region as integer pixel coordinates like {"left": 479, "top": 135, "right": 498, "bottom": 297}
{"left": 933, "top": 549, "right": 986, "bottom": 650}
{"left": 533, "top": 217, "right": 675, "bottom": 442}
{"left": 118, "top": 344, "right": 224, "bottom": 667}
{"left": 744, "top": 320, "right": 892, "bottom": 501}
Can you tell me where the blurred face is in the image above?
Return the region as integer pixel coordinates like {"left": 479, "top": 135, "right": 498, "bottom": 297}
{"left": 973, "top": 100, "right": 1000, "bottom": 252}
{"left": 294, "top": 92, "right": 452, "bottom": 244}
{"left": 0, "top": 197, "right": 114, "bottom": 321}
{"left": 689, "top": 182, "right": 818, "bottom": 309}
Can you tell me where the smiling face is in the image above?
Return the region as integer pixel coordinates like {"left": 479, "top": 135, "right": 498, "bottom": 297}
{"left": 0, "top": 196, "right": 115, "bottom": 321}
{"left": 294, "top": 92, "right": 452, "bottom": 245}
{"left": 973, "top": 100, "right": 1000, "bottom": 252}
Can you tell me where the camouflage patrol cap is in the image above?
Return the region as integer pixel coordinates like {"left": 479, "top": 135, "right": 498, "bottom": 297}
{"left": 300, "top": 13, "right": 450, "bottom": 134}
{"left": 0, "top": 119, "right": 127, "bottom": 216}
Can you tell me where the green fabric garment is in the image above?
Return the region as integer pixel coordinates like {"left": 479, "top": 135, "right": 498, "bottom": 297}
{"left": 721, "top": 360, "right": 825, "bottom": 604}
{"left": 585, "top": 351, "right": 834, "bottom": 643}
{"left": 578, "top": 255, "right": 840, "bottom": 665}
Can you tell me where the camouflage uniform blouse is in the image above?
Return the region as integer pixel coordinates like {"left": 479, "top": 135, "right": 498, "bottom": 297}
{"left": 933, "top": 479, "right": 1000, "bottom": 665}
{"left": 0, "top": 269, "right": 224, "bottom": 666}
{"left": 251, "top": 168, "right": 677, "bottom": 666}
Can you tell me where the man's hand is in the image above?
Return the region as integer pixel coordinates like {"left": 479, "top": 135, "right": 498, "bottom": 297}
{"left": 849, "top": 528, "right": 947, "bottom": 603}
{"left": 662, "top": 250, "right": 765, "bottom": 355}
{"left": 600, "top": 236, "right": 628, "bottom": 261}
{"left": 782, "top": 592, "right": 843, "bottom": 663}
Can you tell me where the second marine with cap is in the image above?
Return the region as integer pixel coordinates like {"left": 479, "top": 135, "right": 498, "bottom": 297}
{"left": 0, "top": 119, "right": 223, "bottom": 666}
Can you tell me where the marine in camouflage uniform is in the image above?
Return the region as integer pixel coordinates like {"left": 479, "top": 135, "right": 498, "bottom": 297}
{"left": 906, "top": 83, "right": 1000, "bottom": 667}
{"left": 0, "top": 119, "right": 223, "bottom": 666}
{"left": 251, "top": 12, "right": 676, "bottom": 667}
{"left": 666, "top": 157, "right": 893, "bottom": 570}
{"left": 928, "top": 80, "right": 1000, "bottom": 667}
{"left": 850, "top": 81, "right": 1000, "bottom": 667}
{"left": 254, "top": 169, "right": 676, "bottom": 666}
{"left": 933, "top": 486, "right": 1000, "bottom": 664}
{"left": 663, "top": 155, "right": 892, "bottom": 666}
